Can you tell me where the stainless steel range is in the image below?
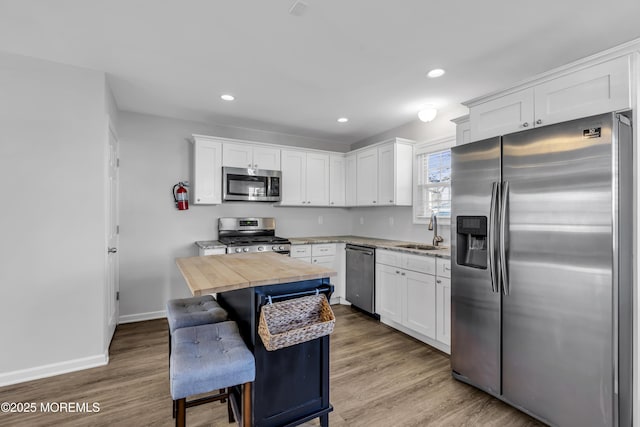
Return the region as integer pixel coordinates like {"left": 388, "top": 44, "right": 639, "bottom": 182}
{"left": 218, "top": 217, "right": 291, "bottom": 255}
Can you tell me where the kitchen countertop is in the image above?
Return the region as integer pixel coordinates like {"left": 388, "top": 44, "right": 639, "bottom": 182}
{"left": 287, "top": 235, "right": 450, "bottom": 258}
{"left": 195, "top": 240, "right": 226, "bottom": 249}
{"left": 176, "top": 251, "right": 337, "bottom": 295}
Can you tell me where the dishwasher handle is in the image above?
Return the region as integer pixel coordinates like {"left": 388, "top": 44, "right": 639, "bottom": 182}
{"left": 346, "top": 246, "right": 375, "bottom": 256}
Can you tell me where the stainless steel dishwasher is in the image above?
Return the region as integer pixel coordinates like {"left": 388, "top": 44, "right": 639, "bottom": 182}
{"left": 345, "top": 244, "right": 377, "bottom": 317}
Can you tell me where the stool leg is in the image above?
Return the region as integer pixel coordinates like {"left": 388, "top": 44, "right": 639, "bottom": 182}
{"left": 220, "top": 388, "right": 226, "bottom": 403}
{"left": 173, "top": 398, "right": 187, "bottom": 427}
{"left": 227, "top": 388, "right": 234, "bottom": 423}
{"left": 172, "top": 400, "right": 176, "bottom": 419}
{"left": 242, "top": 382, "right": 252, "bottom": 427}
{"left": 175, "top": 398, "right": 186, "bottom": 427}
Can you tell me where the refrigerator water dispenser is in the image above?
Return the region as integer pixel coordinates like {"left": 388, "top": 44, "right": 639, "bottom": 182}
{"left": 456, "top": 216, "right": 487, "bottom": 269}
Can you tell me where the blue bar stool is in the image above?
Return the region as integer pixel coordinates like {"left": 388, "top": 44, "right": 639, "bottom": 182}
{"left": 170, "top": 321, "right": 255, "bottom": 427}
{"left": 166, "top": 294, "right": 229, "bottom": 417}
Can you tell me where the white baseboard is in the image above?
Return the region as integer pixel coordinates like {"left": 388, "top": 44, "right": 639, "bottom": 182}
{"left": 0, "top": 353, "right": 109, "bottom": 387}
{"left": 118, "top": 310, "right": 166, "bottom": 324}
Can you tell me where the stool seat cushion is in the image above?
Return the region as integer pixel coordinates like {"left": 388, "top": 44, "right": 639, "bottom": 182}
{"left": 170, "top": 321, "right": 255, "bottom": 400}
{"left": 167, "top": 295, "right": 228, "bottom": 333}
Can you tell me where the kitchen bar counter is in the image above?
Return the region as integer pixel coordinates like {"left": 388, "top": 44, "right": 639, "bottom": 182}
{"left": 287, "top": 235, "right": 451, "bottom": 258}
{"left": 176, "top": 251, "right": 337, "bottom": 295}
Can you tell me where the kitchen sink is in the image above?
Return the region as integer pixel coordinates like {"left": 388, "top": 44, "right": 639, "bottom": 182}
{"left": 396, "top": 243, "right": 441, "bottom": 250}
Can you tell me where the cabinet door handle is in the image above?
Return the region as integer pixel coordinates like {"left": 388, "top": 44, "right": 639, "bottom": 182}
{"left": 248, "top": 163, "right": 252, "bottom": 167}
{"left": 401, "top": 272, "right": 405, "bottom": 276}
{"left": 437, "top": 279, "right": 442, "bottom": 284}
{"left": 522, "top": 122, "right": 529, "bottom": 128}
{"left": 254, "top": 164, "right": 258, "bottom": 168}
{"left": 535, "top": 119, "right": 542, "bottom": 125}
{"left": 373, "top": 200, "right": 377, "bottom": 204}
{"left": 395, "top": 270, "right": 400, "bottom": 274}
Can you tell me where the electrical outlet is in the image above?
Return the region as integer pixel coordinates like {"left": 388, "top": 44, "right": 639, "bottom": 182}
{"left": 318, "top": 215, "right": 323, "bottom": 225}
{"left": 360, "top": 217, "right": 364, "bottom": 225}
{"left": 389, "top": 217, "right": 394, "bottom": 226}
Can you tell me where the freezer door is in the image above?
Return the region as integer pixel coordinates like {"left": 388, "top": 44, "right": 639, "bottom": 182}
{"left": 501, "top": 114, "right": 615, "bottom": 427}
{"left": 451, "top": 137, "right": 501, "bottom": 395}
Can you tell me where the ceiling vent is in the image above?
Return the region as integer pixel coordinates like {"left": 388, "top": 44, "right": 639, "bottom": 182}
{"left": 289, "top": 0, "right": 308, "bottom": 16}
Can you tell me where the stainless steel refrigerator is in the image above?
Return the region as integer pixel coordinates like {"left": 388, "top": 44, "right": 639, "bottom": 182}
{"left": 450, "top": 112, "right": 633, "bottom": 427}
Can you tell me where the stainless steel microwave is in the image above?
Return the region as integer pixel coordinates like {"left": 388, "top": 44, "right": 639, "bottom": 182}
{"left": 222, "top": 167, "right": 281, "bottom": 202}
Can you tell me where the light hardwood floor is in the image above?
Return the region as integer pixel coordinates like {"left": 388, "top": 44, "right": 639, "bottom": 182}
{"left": 0, "top": 305, "right": 543, "bottom": 427}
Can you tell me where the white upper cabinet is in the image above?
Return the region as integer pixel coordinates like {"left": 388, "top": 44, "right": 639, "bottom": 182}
{"left": 345, "top": 153, "right": 357, "bottom": 206}
{"left": 467, "top": 54, "right": 632, "bottom": 142}
{"left": 533, "top": 55, "right": 631, "bottom": 127}
{"left": 192, "top": 136, "right": 222, "bottom": 205}
{"left": 280, "top": 149, "right": 329, "bottom": 206}
{"left": 222, "top": 142, "right": 280, "bottom": 170}
{"left": 451, "top": 115, "right": 471, "bottom": 146}
{"left": 329, "top": 154, "right": 346, "bottom": 207}
{"left": 357, "top": 140, "right": 413, "bottom": 207}
{"left": 378, "top": 141, "right": 412, "bottom": 206}
{"left": 306, "top": 152, "right": 330, "bottom": 205}
{"left": 356, "top": 147, "right": 378, "bottom": 206}
{"left": 469, "top": 89, "right": 535, "bottom": 141}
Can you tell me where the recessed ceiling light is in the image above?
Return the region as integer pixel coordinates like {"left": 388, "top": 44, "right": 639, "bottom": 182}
{"left": 220, "top": 94, "right": 235, "bottom": 101}
{"left": 337, "top": 117, "right": 349, "bottom": 123}
{"left": 427, "top": 68, "right": 445, "bottom": 78}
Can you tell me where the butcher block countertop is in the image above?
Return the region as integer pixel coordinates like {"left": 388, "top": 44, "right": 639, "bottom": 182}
{"left": 176, "top": 251, "right": 337, "bottom": 296}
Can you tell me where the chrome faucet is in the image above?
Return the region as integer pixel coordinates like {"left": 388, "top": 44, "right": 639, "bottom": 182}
{"left": 428, "top": 212, "right": 444, "bottom": 247}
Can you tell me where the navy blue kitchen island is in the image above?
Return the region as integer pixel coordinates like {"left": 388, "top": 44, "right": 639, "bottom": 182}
{"left": 176, "top": 252, "right": 336, "bottom": 427}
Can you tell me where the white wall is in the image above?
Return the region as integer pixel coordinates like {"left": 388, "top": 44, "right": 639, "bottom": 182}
{"left": 0, "top": 52, "right": 108, "bottom": 384}
{"left": 350, "top": 206, "right": 450, "bottom": 246}
{"left": 117, "top": 112, "right": 354, "bottom": 322}
{"left": 350, "top": 104, "right": 467, "bottom": 150}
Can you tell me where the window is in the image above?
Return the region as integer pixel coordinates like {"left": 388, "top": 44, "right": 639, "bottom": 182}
{"left": 413, "top": 140, "right": 452, "bottom": 224}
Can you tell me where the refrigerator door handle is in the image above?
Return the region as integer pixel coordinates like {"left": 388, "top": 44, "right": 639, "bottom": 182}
{"left": 500, "top": 181, "right": 509, "bottom": 295}
{"left": 488, "top": 182, "right": 499, "bottom": 293}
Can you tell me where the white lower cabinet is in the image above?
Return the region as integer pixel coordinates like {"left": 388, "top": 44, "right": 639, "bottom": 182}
{"left": 291, "top": 243, "right": 345, "bottom": 304}
{"left": 435, "top": 258, "right": 451, "bottom": 346}
{"left": 436, "top": 276, "right": 451, "bottom": 346}
{"left": 404, "top": 270, "right": 436, "bottom": 339}
{"left": 375, "top": 264, "right": 403, "bottom": 323}
{"left": 376, "top": 249, "right": 450, "bottom": 354}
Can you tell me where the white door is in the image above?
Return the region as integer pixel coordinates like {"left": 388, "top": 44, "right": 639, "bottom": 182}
{"left": 280, "top": 150, "right": 306, "bottom": 205}
{"left": 222, "top": 142, "right": 253, "bottom": 168}
{"left": 252, "top": 146, "right": 281, "bottom": 170}
{"left": 377, "top": 143, "right": 395, "bottom": 206}
{"left": 356, "top": 147, "right": 378, "bottom": 206}
{"left": 106, "top": 122, "right": 119, "bottom": 349}
{"left": 375, "top": 264, "right": 403, "bottom": 323}
{"left": 345, "top": 153, "right": 357, "bottom": 206}
{"left": 306, "top": 152, "right": 330, "bottom": 206}
{"left": 404, "top": 270, "right": 436, "bottom": 339}
{"left": 329, "top": 155, "right": 346, "bottom": 207}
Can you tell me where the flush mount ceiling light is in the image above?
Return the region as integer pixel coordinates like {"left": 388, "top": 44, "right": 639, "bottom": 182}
{"left": 418, "top": 107, "right": 437, "bottom": 122}
{"left": 220, "top": 94, "right": 235, "bottom": 101}
{"left": 427, "top": 68, "right": 445, "bottom": 78}
{"left": 337, "top": 117, "right": 349, "bottom": 123}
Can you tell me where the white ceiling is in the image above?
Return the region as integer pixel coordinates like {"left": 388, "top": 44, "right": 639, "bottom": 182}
{"left": 1, "top": 0, "right": 640, "bottom": 146}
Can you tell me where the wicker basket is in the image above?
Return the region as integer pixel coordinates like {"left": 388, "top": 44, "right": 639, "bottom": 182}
{"left": 258, "top": 293, "right": 335, "bottom": 351}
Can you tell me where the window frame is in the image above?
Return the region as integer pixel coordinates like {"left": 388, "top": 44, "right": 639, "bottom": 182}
{"left": 412, "top": 136, "right": 455, "bottom": 225}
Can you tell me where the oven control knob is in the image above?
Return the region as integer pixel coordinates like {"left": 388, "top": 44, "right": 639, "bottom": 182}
{"left": 258, "top": 246, "right": 264, "bottom": 252}
{"left": 235, "top": 248, "right": 242, "bottom": 253}
{"left": 279, "top": 246, "right": 284, "bottom": 250}
{"left": 272, "top": 246, "right": 278, "bottom": 250}
{"left": 243, "top": 248, "right": 249, "bottom": 252}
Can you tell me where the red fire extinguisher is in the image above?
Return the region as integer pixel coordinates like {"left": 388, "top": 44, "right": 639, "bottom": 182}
{"left": 173, "top": 181, "right": 189, "bottom": 210}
